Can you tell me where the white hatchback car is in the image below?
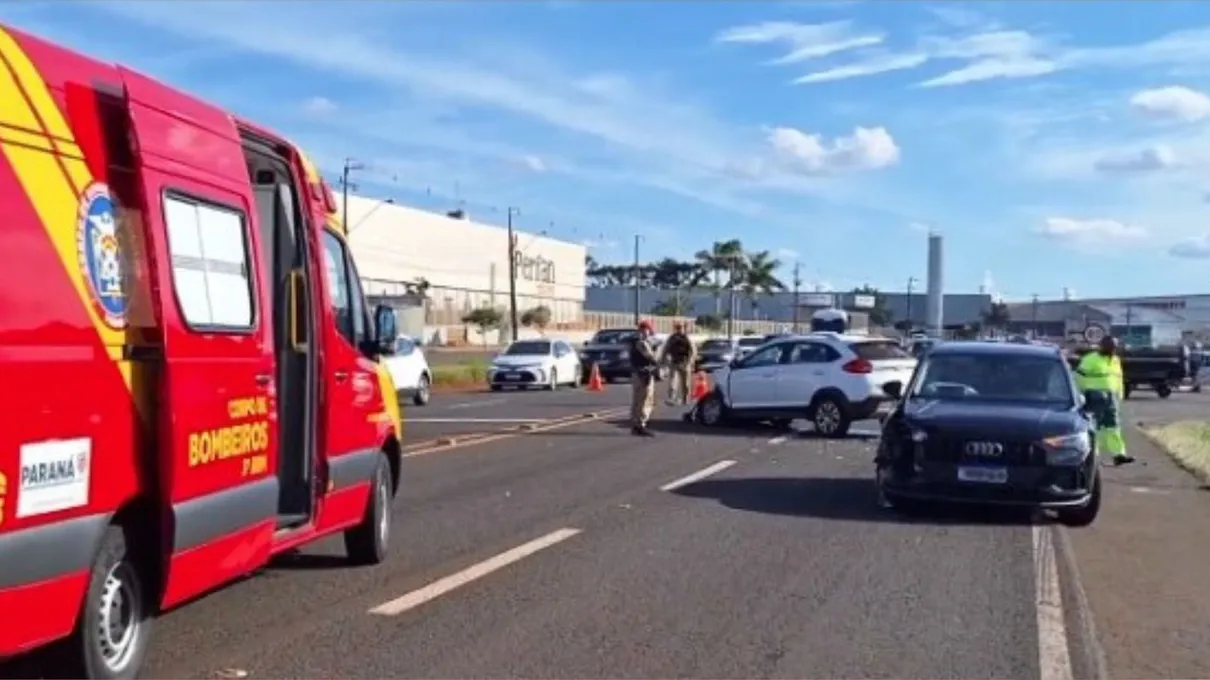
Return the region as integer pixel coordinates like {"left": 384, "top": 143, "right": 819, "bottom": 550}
{"left": 695, "top": 332, "right": 917, "bottom": 437}
{"left": 381, "top": 336, "right": 433, "bottom": 406}
{"left": 489, "top": 339, "right": 583, "bottom": 391}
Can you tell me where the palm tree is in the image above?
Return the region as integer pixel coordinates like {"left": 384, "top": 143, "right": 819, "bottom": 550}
{"left": 691, "top": 239, "right": 745, "bottom": 314}
{"left": 739, "top": 250, "right": 785, "bottom": 318}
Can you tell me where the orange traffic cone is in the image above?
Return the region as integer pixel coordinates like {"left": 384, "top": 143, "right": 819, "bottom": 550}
{"left": 691, "top": 370, "right": 710, "bottom": 402}
{"left": 587, "top": 363, "right": 605, "bottom": 392}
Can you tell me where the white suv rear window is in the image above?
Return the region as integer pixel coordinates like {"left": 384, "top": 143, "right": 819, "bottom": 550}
{"left": 850, "top": 341, "right": 911, "bottom": 360}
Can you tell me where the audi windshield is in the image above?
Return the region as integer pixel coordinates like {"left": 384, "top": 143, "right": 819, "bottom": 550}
{"left": 909, "top": 352, "right": 1076, "bottom": 407}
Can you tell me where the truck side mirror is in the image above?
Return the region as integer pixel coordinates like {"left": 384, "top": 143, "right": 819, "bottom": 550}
{"left": 373, "top": 304, "right": 398, "bottom": 355}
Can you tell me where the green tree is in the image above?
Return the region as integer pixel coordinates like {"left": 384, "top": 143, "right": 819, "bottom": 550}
{"left": 520, "top": 305, "right": 552, "bottom": 333}
{"left": 695, "top": 313, "right": 723, "bottom": 332}
{"left": 691, "top": 239, "right": 745, "bottom": 314}
{"left": 650, "top": 258, "right": 699, "bottom": 289}
{"left": 982, "top": 302, "right": 1011, "bottom": 334}
{"left": 651, "top": 296, "right": 691, "bottom": 317}
{"left": 740, "top": 250, "right": 786, "bottom": 319}
{"left": 852, "top": 285, "right": 892, "bottom": 326}
{"left": 462, "top": 306, "right": 504, "bottom": 347}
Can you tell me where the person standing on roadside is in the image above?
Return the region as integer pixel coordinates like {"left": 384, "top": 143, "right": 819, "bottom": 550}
{"left": 629, "top": 320, "right": 660, "bottom": 437}
{"left": 1075, "top": 335, "right": 1135, "bottom": 465}
{"left": 660, "top": 321, "right": 696, "bottom": 406}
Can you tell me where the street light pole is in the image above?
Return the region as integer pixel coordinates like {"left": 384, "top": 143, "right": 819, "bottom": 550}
{"left": 905, "top": 276, "right": 917, "bottom": 334}
{"left": 632, "top": 235, "right": 642, "bottom": 325}
{"left": 506, "top": 207, "right": 521, "bottom": 342}
{"left": 1031, "top": 293, "right": 1039, "bottom": 339}
{"left": 792, "top": 262, "right": 802, "bottom": 333}
{"left": 341, "top": 157, "right": 364, "bottom": 231}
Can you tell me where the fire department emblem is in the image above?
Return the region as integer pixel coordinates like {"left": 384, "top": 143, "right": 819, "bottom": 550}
{"left": 76, "top": 182, "right": 127, "bottom": 329}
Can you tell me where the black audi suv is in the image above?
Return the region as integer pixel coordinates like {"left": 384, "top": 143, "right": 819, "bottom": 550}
{"left": 875, "top": 341, "right": 1100, "bottom": 526}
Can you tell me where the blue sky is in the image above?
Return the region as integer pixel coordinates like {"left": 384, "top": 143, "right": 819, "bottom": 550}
{"left": 7, "top": 1, "right": 1210, "bottom": 299}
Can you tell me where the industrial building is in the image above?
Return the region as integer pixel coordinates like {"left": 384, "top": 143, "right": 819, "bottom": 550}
{"left": 339, "top": 195, "right": 587, "bottom": 326}
{"left": 583, "top": 288, "right": 992, "bottom": 328}
{"left": 1006, "top": 296, "right": 1199, "bottom": 346}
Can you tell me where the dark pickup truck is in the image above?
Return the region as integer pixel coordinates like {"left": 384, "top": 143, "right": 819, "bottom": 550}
{"left": 1066, "top": 346, "right": 1192, "bottom": 398}
{"left": 578, "top": 328, "right": 668, "bottom": 383}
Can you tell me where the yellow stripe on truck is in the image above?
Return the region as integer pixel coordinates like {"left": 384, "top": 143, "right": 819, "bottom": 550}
{"left": 0, "top": 27, "right": 133, "bottom": 392}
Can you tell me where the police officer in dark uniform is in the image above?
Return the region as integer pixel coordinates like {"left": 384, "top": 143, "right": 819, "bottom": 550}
{"left": 629, "top": 320, "right": 659, "bottom": 436}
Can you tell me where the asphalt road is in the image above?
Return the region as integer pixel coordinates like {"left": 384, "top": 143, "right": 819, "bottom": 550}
{"left": 5, "top": 402, "right": 1097, "bottom": 680}
{"left": 12, "top": 392, "right": 1210, "bottom": 679}
{"left": 404, "top": 383, "right": 633, "bottom": 442}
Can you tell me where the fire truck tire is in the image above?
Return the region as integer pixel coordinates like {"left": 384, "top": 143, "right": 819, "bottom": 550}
{"left": 344, "top": 455, "right": 391, "bottom": 566}
{"left": 67, "top": 525, "right": 152, "bottom": 680}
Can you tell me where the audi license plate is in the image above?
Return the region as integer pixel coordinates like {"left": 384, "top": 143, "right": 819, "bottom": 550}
{"left": 957, "top": 466, "right": 1008, "bottom": 484}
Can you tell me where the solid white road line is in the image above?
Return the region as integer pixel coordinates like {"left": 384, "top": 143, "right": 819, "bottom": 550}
{"left": 1034, "top": 525, "right": 1075, "bottom": 680}
{"left": 406, "top": 417, "right": 543, "bottom": 423}
{"left": 368, "top": 528, "right": 582, "bottom": 617}
{"left": 659, "top": 460, "right": 737, "bottom": 492}
{"left": 767, "top": 436, "right": 788, "bottom": 445}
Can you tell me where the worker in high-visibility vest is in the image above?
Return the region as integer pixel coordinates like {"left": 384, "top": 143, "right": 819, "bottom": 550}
{"left": 1075, "top": 335, "right": 1135, "bottom": 465}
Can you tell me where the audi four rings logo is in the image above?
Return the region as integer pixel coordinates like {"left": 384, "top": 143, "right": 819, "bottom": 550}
{"left": 965, "top": 441, "right": 1004, "bottom": 457}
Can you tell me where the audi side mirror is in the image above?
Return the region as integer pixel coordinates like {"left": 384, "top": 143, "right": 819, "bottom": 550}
{"left": 373, "top": 304, "right": 398, "bottom": 354}
{"left": 883, "top": 381, "right": 903, "bottom": 400}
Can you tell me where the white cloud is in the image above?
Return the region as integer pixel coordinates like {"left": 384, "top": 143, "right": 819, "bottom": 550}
{"left": 918, "top": 56, "right": 1056, "bottom": 87}
{"left": 302, "top": 95, "right": 338, "bottom": 117}
{"left": 777, "top": 247, "right": 800, "bottom": 259}
{"left": 917, "top": 30, "right": 1057, "bottom": 87}
{"left": 768, "top": 125, "right": 900, "bottom": 173}
{"left": 1033, "top": 217, "right": 1148, "bottom": 250}
{"left": 1094, "top": 145, "right": 1178, "bottom": 173}
{"left": 794, "top": 52, "right": 928, "bottom": 84}
{"left": 715, "top": 21, "right": 883, "bottom": 64}
{"left": 519, "top": 154, "right": 547, "bottom": 172}
{"left": 1129, "top": 86, "right": 1210, "bottom": 123}
{"left": 1169, "top": 235, "right": 1210, "bottom": 258}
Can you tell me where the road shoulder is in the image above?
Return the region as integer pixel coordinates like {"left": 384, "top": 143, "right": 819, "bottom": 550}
{"left": 1065, "top": 426, "right": 1210, "bottom": 679}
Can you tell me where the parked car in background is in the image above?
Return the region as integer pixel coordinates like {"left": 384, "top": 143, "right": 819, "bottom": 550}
{"left": 490, "top": 339, "right": 583, "bottom": 390}
{"left": 694, "top": 333, "right": 916, "bottom": 437}
{"left": 697, "top": 337, "right": 741, "bottom": 373}
{"left": 381, "top": 336, "right": 433, "bottom": 405}
{"left": 579, "top": 327, "right": 639, "bottom": 382}
{"left": 736, "top": 335, "right": 766, "bottom": 359}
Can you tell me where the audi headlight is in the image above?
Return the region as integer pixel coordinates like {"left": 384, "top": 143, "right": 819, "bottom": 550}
{"left": 1040, "top": 432, "right": 1091, "bottom": 465}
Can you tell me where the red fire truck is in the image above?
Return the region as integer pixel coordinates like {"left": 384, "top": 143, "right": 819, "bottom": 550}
{"left": 0, "top": 22, "right": 404, "bottom": 678}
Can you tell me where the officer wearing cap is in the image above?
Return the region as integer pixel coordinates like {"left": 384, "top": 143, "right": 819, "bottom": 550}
{"left": 1075, "top": 335, "right": 1135, "bottom": 465}
{"left": 629, "top": 320, "right": 659, "bottom": 436}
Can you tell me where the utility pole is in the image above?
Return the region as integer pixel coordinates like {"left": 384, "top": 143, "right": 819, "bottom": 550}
{"left": 341, "top": 157, "right": 364, "bottom": 231}
{"left": 791, "top": 262, "right": 802, "bottom": 333}
{"left": 506, "top": 207, "right": 521, "bottom": 342}
{"left": 1031, "top": 293, "right": 1039, "bottom": 339}
{"left": 905, "top": 276, "right": 917, "bottom": 335}
{"left": 726, "top": 255, "right": 740, "bottom": 340}
{"left": 632, "top": 235, "right": 642, "bottom": 325}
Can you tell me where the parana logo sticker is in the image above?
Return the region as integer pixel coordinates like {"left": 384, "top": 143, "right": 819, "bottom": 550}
{"left": 76, "top": 182, "right": 127, "bottom": 329}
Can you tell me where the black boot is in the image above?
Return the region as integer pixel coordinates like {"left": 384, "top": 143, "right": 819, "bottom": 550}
{"left": 632, "top": 425, "right": 656, "bottom": 437}
{"left": 1113, "top": 454, "right": 1136, "bottom": 466}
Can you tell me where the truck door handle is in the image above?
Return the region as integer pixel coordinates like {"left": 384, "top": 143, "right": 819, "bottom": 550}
{"left": 334, "top": 370, "right": 349, "bottom": 382}
{"left": 254, "top": 374, "right": 271, "bottom": 386}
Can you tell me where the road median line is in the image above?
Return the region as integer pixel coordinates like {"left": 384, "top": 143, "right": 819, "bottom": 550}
{"left": 401, "top": 408, "right": 627, "bottom": 458}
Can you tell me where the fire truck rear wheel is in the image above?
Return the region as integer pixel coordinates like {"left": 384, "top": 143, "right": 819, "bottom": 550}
{"left": 70, "top": 525, "right": 152, "bottom": 680}
{"left": 344, "top": 455, "right": 391, "bottom": 566}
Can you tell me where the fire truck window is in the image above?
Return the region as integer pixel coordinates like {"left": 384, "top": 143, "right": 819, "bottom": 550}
{"left": 163, "top": 194, "right": 255, "bottom": 330}
{"left": 321, "top": 230, "right": 354, "bottom": 344}
{"left": 344, "top": 249, "right": 371, "bottom": 347}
